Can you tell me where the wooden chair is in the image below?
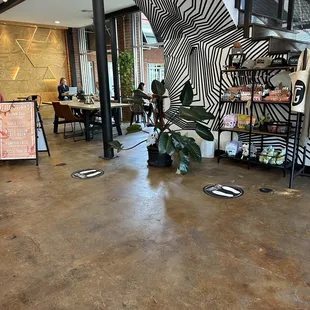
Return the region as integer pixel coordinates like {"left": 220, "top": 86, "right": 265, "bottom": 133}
{"left": 60, "top": 105, "right": 85, "bottom": 142}
{"left": 129, "top": 98, "right": 146, "bottom": 126}
{"left": 52, "top": 101, "right": 70, "bottom": 134}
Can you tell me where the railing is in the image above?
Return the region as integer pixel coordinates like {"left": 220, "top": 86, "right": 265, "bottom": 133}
{"left": 236, "top": 0, "right": 310, "bottom": 35}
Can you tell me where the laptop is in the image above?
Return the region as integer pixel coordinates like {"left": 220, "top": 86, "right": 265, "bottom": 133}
{"left": 69, "top": 87, "right": 78, "bottom": 95}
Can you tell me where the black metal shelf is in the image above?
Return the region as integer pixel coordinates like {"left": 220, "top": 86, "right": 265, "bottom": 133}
{"left": 219, "top": 154, "right": 292, "bottom": 170}
{"left": 218, "top": 66, "right": 294, "bottom": 181}
{"left": 222, "top": 66, "right": 296, "bottom": 73}
{"left": 219, "top": 127, "right": 294, "bottom": 138}
{"left": 220, "top": 100, "right": 291, "bottom": 106}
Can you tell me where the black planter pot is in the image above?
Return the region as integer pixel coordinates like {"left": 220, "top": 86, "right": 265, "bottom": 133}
{"left": 259, "top": 123, "right": 268, "bottom": 132}
{"left": 147, "top": 146, "right": 172, "bottom": 168}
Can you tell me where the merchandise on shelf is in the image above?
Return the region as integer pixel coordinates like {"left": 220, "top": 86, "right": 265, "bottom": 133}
{"left": 237, "top": 114, "right": 256, "bottom": 129}
{"left": 240, "top": 91, "right": 251, "bottom": 101}
{"left": 223, "top": 114, "right": 238, "bottom": 128}
{"left": 259, "top": 146, "right": 286, "bottom": 165}
{"left": 265, "top": 88, "right": 290, "bottom": 102}
{"left": 267, "top": 121, "right": 290, "bottom": 134}
{"left": 222, "top": 90, "right": 233, "bottom": 101}
{"left": 241, "top": 143, "right": 257, "bottom": 159}
{"left": 253, "top": 94, "right": 262, "bottom": 101}
{"left": 225, "top": 141, "right": 242, "bottom": 157}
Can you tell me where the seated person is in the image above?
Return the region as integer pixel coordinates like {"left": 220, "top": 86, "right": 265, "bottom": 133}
{"left": 93, "top": 82, "right": 100, "bottom": 101}
{"left": 57, "top": 77, "right": 72, "bottom": 101}
{"left": 133, "top": 82, "right": 153, "bottom": 127}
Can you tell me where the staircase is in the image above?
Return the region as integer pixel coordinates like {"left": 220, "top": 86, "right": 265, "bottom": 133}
{"left": 235, "top": 0, "right": 310, "bottom": 54}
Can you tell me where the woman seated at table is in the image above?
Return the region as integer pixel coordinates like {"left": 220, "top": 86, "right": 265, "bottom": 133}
{"left": 93, "top": 82, "right": 100, "bottom": 101}
{"left": 133, "top": 82, "right": 153, "bottom": 127}
{"left": 57, "top": 77, "right": 72, "bottom": 101}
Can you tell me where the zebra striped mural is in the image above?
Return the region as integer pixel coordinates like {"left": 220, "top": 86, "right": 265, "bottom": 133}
{"left": 135, "top": 0, "right": 310, "bottom": 165}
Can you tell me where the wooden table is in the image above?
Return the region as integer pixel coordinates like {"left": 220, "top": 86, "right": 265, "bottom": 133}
{"left": 51, "top": 101, "right": 130, "bottom": 141}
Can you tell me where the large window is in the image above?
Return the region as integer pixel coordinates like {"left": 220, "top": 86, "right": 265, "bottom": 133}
{"left": 147, "top": 63, "right": 164, "bottom": 93}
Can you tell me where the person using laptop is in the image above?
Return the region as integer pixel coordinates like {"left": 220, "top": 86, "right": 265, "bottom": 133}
{"left": 57, "top": 77, "right": 72, "bottom": 101}
{"left": 133, "top": 82, "right": 153, "bottom": 127}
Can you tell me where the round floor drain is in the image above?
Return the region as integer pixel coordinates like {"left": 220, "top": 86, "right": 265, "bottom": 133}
{"left": 203, "top": 184, "right": 244, "bottom": 199}
{"left": 71, "top": 169, "right": 104, "bottom": 180}
{"left": 259, "top": 188, "right": 274, "bottom": 194}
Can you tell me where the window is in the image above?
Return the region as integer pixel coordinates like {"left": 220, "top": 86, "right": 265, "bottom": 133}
{"left": 147, "top": 64, "right": 165, "bottom": 93}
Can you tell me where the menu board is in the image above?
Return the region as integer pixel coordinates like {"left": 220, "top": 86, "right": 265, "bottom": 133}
{"left": 0, "top": 101, "right": 37, "bottom": 160}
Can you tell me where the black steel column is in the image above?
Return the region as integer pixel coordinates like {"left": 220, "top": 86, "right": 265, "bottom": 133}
{"left": 67, "top": 28, "right": 77, "bottom": 87}
{"left": 244, "top": 0, "right": 252, "bottom": 38}
{"left": 92, "top": 0, "right": 114, "bottom": 159}
{"left": 287, "top": 0, "right": 295, "bottom": 30}
{"left": 278, "top": 0, "right": 284, "bottom": 20}
{"left": 110, "top": 17, "right": 120, "bottom": 102}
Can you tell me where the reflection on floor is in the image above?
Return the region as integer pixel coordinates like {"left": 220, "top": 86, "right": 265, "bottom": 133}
{"left": 1, "top": 105, "right": 310, "bottom": 309}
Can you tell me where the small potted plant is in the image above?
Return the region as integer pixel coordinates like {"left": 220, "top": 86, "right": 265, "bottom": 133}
{"left": 257, "top": 114, "right": 273, "bottom": 132}
{"left": 110, "top": 80, "right": 215, "bottom": 174}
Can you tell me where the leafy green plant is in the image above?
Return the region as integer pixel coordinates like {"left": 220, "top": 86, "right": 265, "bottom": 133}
{"left": 257, "top": 114, "right": 273, "bottom": 127}
{"left": 118, "top": 51, "right": 135, "bottom": 98}
{"left": 110, "top": 80, "right": 215, "bottom": 174}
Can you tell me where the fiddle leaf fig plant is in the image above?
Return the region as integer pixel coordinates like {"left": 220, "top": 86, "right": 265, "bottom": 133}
{"left": 109, "top": 80, "right": 215, "bottom": 174}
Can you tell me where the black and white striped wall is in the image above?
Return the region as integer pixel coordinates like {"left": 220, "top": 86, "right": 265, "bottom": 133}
{"left": 135, "top": 0, "right": 310, "bottom": 165}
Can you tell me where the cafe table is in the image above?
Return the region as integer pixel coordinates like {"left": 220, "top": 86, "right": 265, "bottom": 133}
{"left": 52, "top": 100, "right": 130, "bottom": 141}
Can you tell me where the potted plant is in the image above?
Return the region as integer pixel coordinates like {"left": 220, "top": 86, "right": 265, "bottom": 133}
{"left": 109, "top": 80, "right": 215, "bottom": 174}
{"left": 257, "top": 114, "right": 273, "bottom": 132}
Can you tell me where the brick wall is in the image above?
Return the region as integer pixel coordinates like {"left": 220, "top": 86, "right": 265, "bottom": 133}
{"left": 143, "top": 47, "right": 165, "bottom": 92}
{"left": 70, "top": 15, "right": 164, "bottom": 121}
{"left": 117, "top": 15, "right": 133, "bottom": 121}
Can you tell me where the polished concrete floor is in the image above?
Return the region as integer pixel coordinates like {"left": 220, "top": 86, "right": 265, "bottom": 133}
{"left": 1, "top": 105, "right": 310, "bottom": 310}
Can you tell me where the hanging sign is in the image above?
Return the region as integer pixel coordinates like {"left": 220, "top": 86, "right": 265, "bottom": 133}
{"left": 290, "top": 70, "right": 309, "bottom": 113}
{"left": 0, "top": 101, "right": 37, "bottom": 160}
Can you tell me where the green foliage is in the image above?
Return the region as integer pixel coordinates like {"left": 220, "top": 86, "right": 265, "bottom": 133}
{"left": 159, "top": 132, "right": 175, "bottom": 156}
{"left": 195, "top": 123, "right": 214, "bottom": 141}
{"left": 109, "top": 140, "right": 124, "bottom": 153}
{"left": 179, "top": 150, "right": 190, "bottom": 174}
{"left": 151, "top": 80, "right": 165, "bottom": 96}
{"left": 109, "top": 80, "right": 215, "bottom": 175}
{"left": 126, "top": 124, "right": 142, "bottom": 135}
{"left": 119, "top": 51, "right": 135, "bottom": 98}
{"left": 180, "top": 81, "right": 194, "bottom": 106}
{"left": 179, "top": 106, "right": 215, "bottom": 122}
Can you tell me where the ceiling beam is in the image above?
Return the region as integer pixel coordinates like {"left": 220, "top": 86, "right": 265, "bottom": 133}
{"left": 105, "top": 5, "right": 139, "bottom": 20}
{"left": 0, "top": 0, "right": 25, "bottom": 14}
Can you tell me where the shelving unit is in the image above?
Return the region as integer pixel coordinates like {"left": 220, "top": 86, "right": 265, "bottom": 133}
{"left": 217, "top": 66, "right": 296, "bottom": 178}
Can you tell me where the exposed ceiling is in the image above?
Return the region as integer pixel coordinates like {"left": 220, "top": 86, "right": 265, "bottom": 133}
{"left": 0, "top": 0, "right": 136, "bottom": 27}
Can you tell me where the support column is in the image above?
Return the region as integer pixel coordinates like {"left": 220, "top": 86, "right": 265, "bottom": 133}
{"left": 287, "top": 0, "right": 295, "bottom": 30}
{"left": 92, "top": 0, "right": 114, "bottom": 159}
{"left": 67, "top": 28, "right": 77, "bottom": 87}
{"left": 110, "top": 17, "right": 120, "bottom": 102}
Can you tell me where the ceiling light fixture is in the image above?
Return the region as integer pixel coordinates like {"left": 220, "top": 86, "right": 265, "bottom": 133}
{"left": 3, "top": 0, "right": 8, "bottom": 2}
{"left": 55, "top": 21, "right": 60, "bottom": 24}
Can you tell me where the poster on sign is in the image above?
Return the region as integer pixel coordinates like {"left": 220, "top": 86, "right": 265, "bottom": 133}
{"left": 0, "top": 101, "right": 37, "bottom": 161}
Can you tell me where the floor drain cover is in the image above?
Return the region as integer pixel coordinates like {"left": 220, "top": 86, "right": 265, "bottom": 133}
{"left": 71, "top": 169, "right": 104, "bottom": 180}
{"left": 259, "top": 188, "right": 274, "bottom": 194}
{"left": 203, "top": 184, "right": 244, "bottom": 199}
